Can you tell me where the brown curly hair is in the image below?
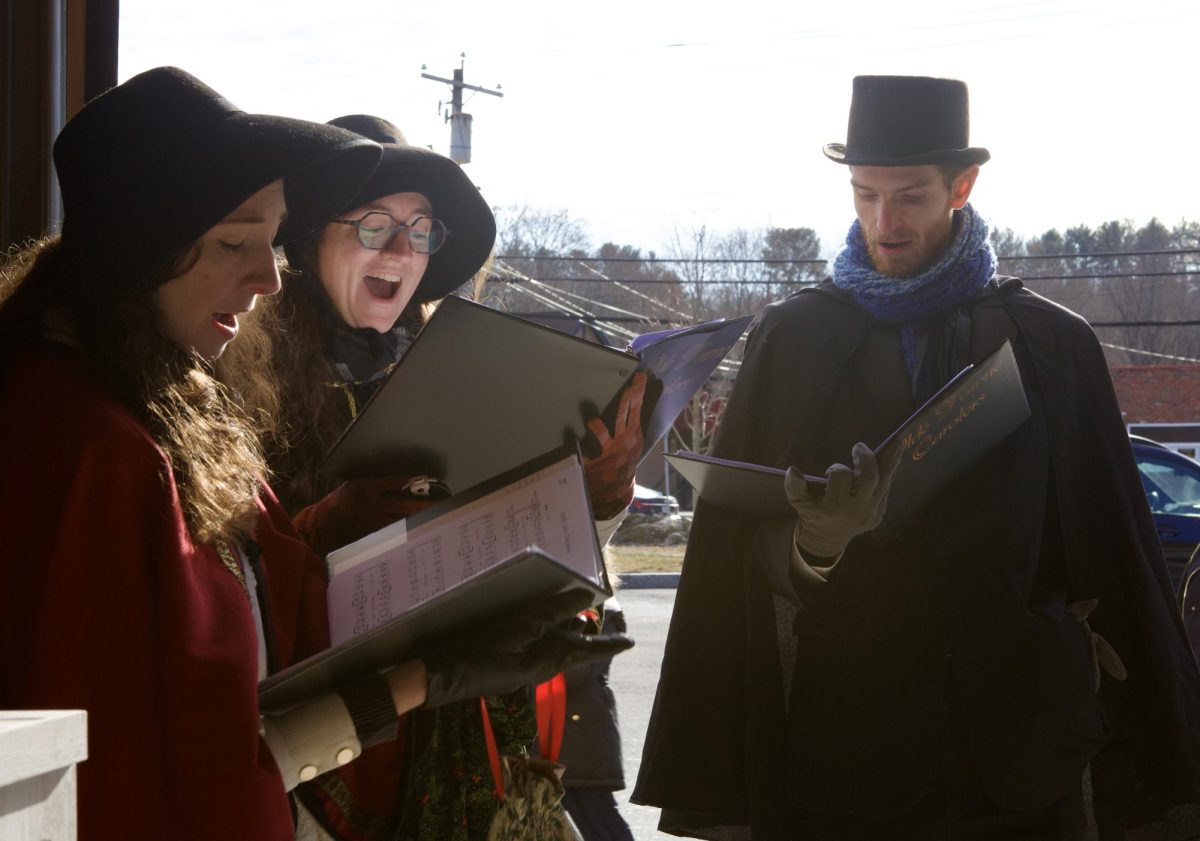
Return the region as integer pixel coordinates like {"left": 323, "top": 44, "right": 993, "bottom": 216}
{"left": 0, "top": 236, "right": 271, "bottom": 547}
{"left": 242, "top": 253, "right": 351, "bottom": 514}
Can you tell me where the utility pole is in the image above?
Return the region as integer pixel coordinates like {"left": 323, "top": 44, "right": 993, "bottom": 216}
{"left": 420, "top": 54, "right": 502, "bottom": 164}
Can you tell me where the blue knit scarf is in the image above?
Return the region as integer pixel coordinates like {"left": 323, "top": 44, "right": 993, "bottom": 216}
{"left": 831, "top": 203, "right": 996, "bottom": 394}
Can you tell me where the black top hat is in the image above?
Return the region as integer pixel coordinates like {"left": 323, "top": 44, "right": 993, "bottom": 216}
{"left": 823, "top": 76, "right": 990, "bottom": 167}
{"left": 53, "top": 66, "right": 382, "bottom": 279}
{"left": 318, "top": 115, "right": 497, "bottom": 304}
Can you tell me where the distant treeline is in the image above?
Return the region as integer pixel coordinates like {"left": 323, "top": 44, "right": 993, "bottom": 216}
{"left": 482, "top": 206, "right": 1200, "bottom": 370}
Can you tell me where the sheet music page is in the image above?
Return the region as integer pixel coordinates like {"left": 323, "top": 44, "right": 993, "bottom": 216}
{"left": 325, "top": 453, "right": 599, "bottom": 647}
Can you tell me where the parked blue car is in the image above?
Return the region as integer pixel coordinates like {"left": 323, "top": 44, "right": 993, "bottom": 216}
{"left": 1130, "top": 435, "right": 1200, "bottom": 590}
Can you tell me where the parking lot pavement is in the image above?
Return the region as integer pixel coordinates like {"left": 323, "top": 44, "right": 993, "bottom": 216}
{"left": 608, "top": 586, "right": 678, "bottom": 840}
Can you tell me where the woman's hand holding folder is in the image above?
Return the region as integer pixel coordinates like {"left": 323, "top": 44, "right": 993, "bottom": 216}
{"left": 420, "top": 589, "right": 634, "bottom": 709}
{"left": 292, "top": 475, "right": 446, "bottom": 557}
{"left": 583, "top": 371, "right": 647, "bottom": 519}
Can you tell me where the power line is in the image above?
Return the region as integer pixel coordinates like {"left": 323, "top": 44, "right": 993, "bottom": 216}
{"left": 486, "top": 271, "right": 1200, "bottom": 286}
{"left": 501, "top": 311, "right": 1200, "bottom": 330}
{"left": 492, "top": 247, "right": 1200, "bottom": 266}
{"left": 1100, "top": 343, "right": 1200, "bottom": 364}
{"left": 494, "top": 263, "right": 659, "bottom": 324}
{"left": 1091, "top": 321, "right": 1200, "bottom": 328}
{"left": 569, "top": 259, "right": 695, "bottom": 321}
{"left": 498, "top": 272, "right": 592, "bottom": 318}
{"left": 491, "top": 263, "right": 1200, "bottom": 366}
{"left": 485, "top": 275, "right": 821, "bottom": 286}
{"left": 503, "top": 312, "right": 678, "bottom": 325}
{"left": 1021, "top": 270, "right": 1200, "bottom": 282}
{"left": 493, "top": 263, "right": 645, "bottom": 343}
{"left": 490, "top": 265, "right": 744, "bottom": 374}
{"left": 497, "top": 255, "right": 828, "bottom": 265}
{"left": 488, "top": 267, "right": 1200, "bottom": 281}
{"left": 998, "top": 248, "right": 1200, "bottom": 261}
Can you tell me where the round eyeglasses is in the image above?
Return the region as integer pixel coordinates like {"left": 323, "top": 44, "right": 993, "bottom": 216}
{"left": 332, "top": 211, "right": 450, "bottom": 255}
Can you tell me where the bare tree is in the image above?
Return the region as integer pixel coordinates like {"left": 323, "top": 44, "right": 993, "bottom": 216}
{"left": 667, "top": 224, "right": 716, "bottom": 322}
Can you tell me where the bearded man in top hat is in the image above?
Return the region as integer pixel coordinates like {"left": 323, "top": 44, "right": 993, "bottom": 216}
{"left": 632, "top": 75, "right": 1200, "bottom": 840}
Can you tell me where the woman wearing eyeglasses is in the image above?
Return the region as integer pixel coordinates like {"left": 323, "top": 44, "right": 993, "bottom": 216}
{"left": 238, "top": 115, "right": 644, "bottom": 841}
{"left": 0, "top": 76, "right": 628, "bottom": 841}
{"left": 260, "top": 115, "right": 643, "bottom": 534}
{"left": 261, "top": 115, "right": 501, "bottom": 526}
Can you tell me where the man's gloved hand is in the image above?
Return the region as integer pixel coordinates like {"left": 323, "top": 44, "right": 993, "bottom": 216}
{"left": 583, "top": 372, "right": 647, "bottom": 520}
{"left": 787, "top": 442, "right": 899, "bottom": 560}
{"left": 421, "top": 589, "right": 634, "bottom": 709}
{"left": 292, "top": 476, "right": 439, "bottom": 558}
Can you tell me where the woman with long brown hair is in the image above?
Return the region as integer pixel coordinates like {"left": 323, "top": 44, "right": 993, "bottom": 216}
{"left": 244, "top": 115, "right": 645, "bottom": 841}
{"left": 0, "top": 70, "right": 623, "bottom": 841}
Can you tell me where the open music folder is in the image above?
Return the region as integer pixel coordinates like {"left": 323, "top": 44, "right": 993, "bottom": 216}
{"left": 259, "top": 446, "right": 610, "bottom": 712}
{"left": 667, "top": 340, "right": 1031, "bottom": 536}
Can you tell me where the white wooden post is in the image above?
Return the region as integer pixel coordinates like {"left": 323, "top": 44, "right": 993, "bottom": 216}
{"left": 0, "top": 711, "right": 88, "bottom": 841}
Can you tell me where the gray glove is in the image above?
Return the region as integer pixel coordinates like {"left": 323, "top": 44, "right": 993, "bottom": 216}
{"left": 421, "top": 589, "right": 634, "bottom": 709}
{"left": 787, "top": 442, "right": 899, "bottom": 560}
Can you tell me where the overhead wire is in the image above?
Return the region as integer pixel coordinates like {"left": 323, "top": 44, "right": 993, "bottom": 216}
{"left": 492, "top": 247, "right": 1200, "bottom": 266}
{"left": 1100, "top": 343, "right": 1200, "bottom": 364}
{"left": 571, "top": 259, "right": 696, "bottom": 322}
{"left": 492, "top": 266, "right": 592, "bottom": 316}
{"left": 532, "top": 264, "right": 670, "bottom": 324}
{"left": 492, "top": 261, "right": 640, "bottom": 343}
{"left": 495, "top": 254, "right": 1200, "bottom": 373}
{"left": 503, "top": 278, "right": 596, "bottom": 321}
{"left": 491, "top": 260, "right": 744, "bottom": 375}
{"left": 487, "top": 271, "right": 1200, "bottom": 286}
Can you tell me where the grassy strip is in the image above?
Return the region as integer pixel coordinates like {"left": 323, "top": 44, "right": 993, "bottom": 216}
{"left": 607, "top": 544, "right": 686, "bottom": 574}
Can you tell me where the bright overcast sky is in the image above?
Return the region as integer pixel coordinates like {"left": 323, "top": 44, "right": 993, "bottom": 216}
{"left": 119, "top": 0, "right": 1199, "bottom": 257}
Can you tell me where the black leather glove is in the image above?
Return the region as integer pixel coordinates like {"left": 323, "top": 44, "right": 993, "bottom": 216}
{"left": 421, "top": 589, "right": 634, "bottom": 709}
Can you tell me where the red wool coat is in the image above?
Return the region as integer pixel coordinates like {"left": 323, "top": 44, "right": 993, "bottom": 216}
{"left": 0, "top": 340, "right": 330, "bottom": 841}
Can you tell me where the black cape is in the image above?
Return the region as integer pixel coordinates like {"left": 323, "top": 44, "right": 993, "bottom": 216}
{"left": 632, "top": 279, "right": 1200, "bottom": 839}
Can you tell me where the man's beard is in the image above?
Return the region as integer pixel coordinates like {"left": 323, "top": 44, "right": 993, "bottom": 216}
{"left": 866, "top": 219, "right": 956, "bottom": 279}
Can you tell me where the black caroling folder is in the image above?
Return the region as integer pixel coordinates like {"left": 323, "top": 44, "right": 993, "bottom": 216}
{"left": 261, "top": 303, "right": 751, "bottom": 711}
{"left": 666, "top": 340, "right": 1031, "bottom": 536}
{"left": 319, "top": 296, "right": 751, "bottom": 494}
{"left": 260, "top": 447, "right": 608, "bottom": 712}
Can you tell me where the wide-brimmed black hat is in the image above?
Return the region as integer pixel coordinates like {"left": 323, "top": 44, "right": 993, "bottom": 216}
{"left": 316, "top": 114, "right": 497, "bottom": 304}
{"left": 823, "top": 75, "right": 990, "bottom": 167}
{"left": 53, "top": 66, "right": 382, "bottom": 279}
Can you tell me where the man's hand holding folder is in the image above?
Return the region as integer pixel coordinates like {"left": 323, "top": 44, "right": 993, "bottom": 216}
{"left": 788, "top": 442, "right": 902, "bottom": 561}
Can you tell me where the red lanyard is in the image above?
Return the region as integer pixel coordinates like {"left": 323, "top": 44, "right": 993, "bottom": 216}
{"left": 535, "top": 672, "right": 568, "bottom": 763}
{"left": 480, "top": 696, "right": 506, "bottom": 800}
{"left": 480, "top": 675, "right": 568, "bottom": 802}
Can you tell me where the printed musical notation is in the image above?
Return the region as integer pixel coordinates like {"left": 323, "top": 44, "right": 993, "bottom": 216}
{"left": 326, "top": 453, "right": 600, "bottom": 646}
{"left": 349, "top": 562, "right": 392, "bottom": 637}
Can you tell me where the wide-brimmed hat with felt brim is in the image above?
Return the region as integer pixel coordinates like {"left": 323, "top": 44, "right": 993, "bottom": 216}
{"left": 53, "top": 66, "right": 382, "bottom": 280}
{"left": 823, "top": 75, "right": 990, "bottom": 168}
{"left": 320, "top": 114, "right": 497, "bottom": 304}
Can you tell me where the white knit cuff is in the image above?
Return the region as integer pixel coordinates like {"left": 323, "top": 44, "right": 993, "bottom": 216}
{"left": 594, "top": 511, "right": 626, "bottom": 548}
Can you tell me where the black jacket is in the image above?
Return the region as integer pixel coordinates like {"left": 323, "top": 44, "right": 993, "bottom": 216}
{"left": 632, "top": 279, "right": 1200, "bottom": 839}
{"left": 559, "top": 604, "right": 627, "bottom": 789}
